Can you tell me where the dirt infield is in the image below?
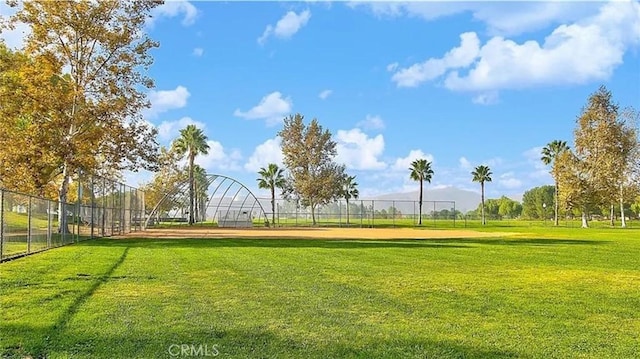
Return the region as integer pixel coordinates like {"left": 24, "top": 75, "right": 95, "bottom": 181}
{"left": 119, "top": 227, "right": 516, "bottom": 240}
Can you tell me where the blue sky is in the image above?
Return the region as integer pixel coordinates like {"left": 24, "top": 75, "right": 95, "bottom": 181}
{"left": 2, "top": 1, "right": 639, "bottom": 200}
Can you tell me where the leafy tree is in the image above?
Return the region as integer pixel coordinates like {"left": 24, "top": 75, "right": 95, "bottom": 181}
{"left": 630, "top": 196, "right": 640, "bottom": 219}
{"left": 0, "top": 44, "right": 65, "bottom": 198}
{"left": 409, "top": 159, "right": 434, "bottom": 225}
{"left": 3, "top": 0, "right": 162, "bottom": 232}
{"left": 388, "top": 206, "right": 402, "bottom": 219}
{"left": 174, "top": 125, "right": 210, "bottom": 225}
{"left": 257, "top": 163, "right": 286, "bottom": 226}
{"left": 476, "top": 196, "right": 522, "bottom": 220}
{"left": 340, "top": 175, "right": 359, "bottom": 224}
{"left": 278, "top": 114, "right": 345, "bottom": 225}
{"left": 193, "top": 165, "right": 209, "bottom": 223}
{"left": 141, "top": 146, "right": 187, "bottom": 222}
{"left": 521, "top": 186, "right": 555, "bottom": 219}
{"left": 557, "top": 86, "right": 631, "bottom": 228}
{"left": 497, "top": 196, "right": 523, "bottom": 219}
{"left": 613, "top": 107, "right": 640, "bottom": 227}
{"left": 541, "top": 140, "right": 570, "bottom": 226}
{"left": 471, "top": 165, "right": 492, "bottom": 225}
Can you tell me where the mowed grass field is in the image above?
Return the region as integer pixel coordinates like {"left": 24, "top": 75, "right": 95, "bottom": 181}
{"left": 1, "top": 227, "right": 639, "bottom": 358}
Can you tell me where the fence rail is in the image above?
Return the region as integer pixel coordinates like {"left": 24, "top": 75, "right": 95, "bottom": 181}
{"left": 0, "top": 175, "right": 145, "bottom": 262}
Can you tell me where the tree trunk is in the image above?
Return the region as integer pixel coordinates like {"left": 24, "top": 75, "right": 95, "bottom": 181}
{"left": 188, "top": 154, "right": 194, "bottom": 225}
{"left": 481, "top": 182, "right": 486, "bottom": 225}
{"left": 620, "top": 184, "right": 627, "bottom": 228}
{"left": 271, "top": 186, "right": 275, "bottom": 227}
{"left": 57, "top": 163, "right": 71, "bottom": 234}
{"left": 311, "top": 202, "right": 316, "bottom": 226}
{"left": 554, "top": 182, "right": 559, "bottom": 226}
{"left": 610, "top": 204, "right": 615, "bottom": 227}
{"left": 346, "top": 199, "right": 350, "bottom": 225}
{"left": 194, "top": 188, "right": 199, "bottom": 224}
{"left": 581, "top": 211, "right": 589, "bottom": 228}
{"left": 418, "top": 179, "right": 423, "bottom": 225}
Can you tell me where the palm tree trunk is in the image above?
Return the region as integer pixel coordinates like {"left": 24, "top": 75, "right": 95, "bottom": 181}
{"left": 418, "top": 179, "right": 423, "bottom": 225}
{"left": 554, "top": 182, "right": 559, "bottom": 226}
{"left": 481, "top": 182, "right": 485, "bottom": 225}
{"left": 271, "top": 186, "right": 275, "bottom": 227}
{"left": 188, "top": 154, "right": 194, "bottom": 225}
{"left": 194, "top": 186, "right": 199, "bottom": 224}
{"left": 346, "top": 199, "right": 350, "bottom": 225}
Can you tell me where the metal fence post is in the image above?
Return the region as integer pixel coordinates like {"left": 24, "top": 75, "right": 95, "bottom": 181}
{"left": 102, "top": 177, "right": 106, "bottom": 237}
{"left": 392, "top": 200, "right": 395, "bottom": 228}
{"left": 77, "top": 173, "right": 82, "bottom": 242}
{"left": 90, "top": 176, "right": 95, "bottom": 239}
{"left": 453, "top": 202, "right": 456, "bottom": 228}
{"left": 433, "top": 201, "right": 436, "bottom": 228}
{"left": 47, "top": 200, "right": 52, "bottom": 248}
{"left": 372, "top": 200, "right": 375, "bottom": 228}
{"left": 28, "top": 196, "right": 32, "bottom": 253}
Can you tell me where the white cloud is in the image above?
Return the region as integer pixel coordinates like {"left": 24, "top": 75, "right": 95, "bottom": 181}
{"left": 192, "top": 47, "right": 204, "bottom": 57}
{"left": 148, "top": 0, "right": 199, "bottom": 28}
{"left": 157, "top": 117, "right": 205, "bottom": 142}
{"left": 389, "top": 1, "right": 640, "bottom": 98}
{"left": 356, "top": 114, "right": 385, "bottom": 131}
{"left": 459, "top": 157, "right": 472, "bottom": 170}
{"left": 472, "top": 91, "right": 499, "bottom": 105}
{"left": 498, "top": 172, "right": 523, "bottom": 189}
{"left": 350, "top": 2, "right": 602, "bottom": 37}
{"left": 523, "top": 146, "right": 545, "bottom": 168}
{"left": 486, "top": 157, "right": 503, "bottom": 168}
{"left": 335, "top": 128, "right": 386, "bottom": 170}
{"left": 258, "top": 10, "right": 311, "bottom": 45}
{"left": 318, "top": 89, "right": 332, "bottom": 100}
{"left": 523, "top": 146, "right": 553, "bottom": 180}
{"left": 195, "top": 140, "right": 242, "bottom": 172}
{"left": 391, "top": 149, "right": 434, "bottom": 172}
{"left": 392, "top": 32, "right": 480, "bottom": 88}
{"left": 386, "top": 62, "right": 399, "bottom": 72}
{"left": 244, "top": 138, "right": 284, "bottom": 172}
{"left": 144, "top": 86, "right": 190, "bottom": 119}
{"left": 233, "top": 91, "right": 293, "bottom": 126}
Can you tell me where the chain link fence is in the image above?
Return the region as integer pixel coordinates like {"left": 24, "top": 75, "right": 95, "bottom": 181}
{"left": 0, "top": 174, "right": 145, "bottom": 262}
{"left": 266, "top": 199, "right": 458, "bottom": 228}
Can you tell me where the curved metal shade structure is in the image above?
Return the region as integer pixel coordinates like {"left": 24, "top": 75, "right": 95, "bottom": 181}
{"left": 146, "top": 174, "right": 267, "bottom": 228}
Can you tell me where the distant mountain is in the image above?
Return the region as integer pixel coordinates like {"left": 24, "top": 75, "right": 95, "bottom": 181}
{"left": 365, "top": 187, "right": 482, "bottom": 213}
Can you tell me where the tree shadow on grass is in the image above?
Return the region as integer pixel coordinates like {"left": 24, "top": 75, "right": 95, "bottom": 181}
{"left": 0, "top": 324, "right": 526, "bottom": 359}
{"left": 76, "top": 236, "right": 608, "bottom": 251}
{"left": 0, "top": 247, "right": 131, "bottom": 358}
{"left": 80, "top": 237, "right": 471, "bottom": 250}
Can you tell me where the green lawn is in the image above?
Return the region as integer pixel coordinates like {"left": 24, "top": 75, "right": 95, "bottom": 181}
{"left": 1, "top": 227, "right": 639, "bottom": 358}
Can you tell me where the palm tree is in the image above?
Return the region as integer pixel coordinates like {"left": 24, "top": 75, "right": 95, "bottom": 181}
{"left": 257, "top": 163, "right": 286, "bottom": 227}
{"left": 173, "top": 125, "right": 210, "bottom": 225}
{"left": 193, "top": 165, "right": 209, "bottom": 223}
{"left": 471, "top": 165, "right": 492, "bottom": 225}
{"left": 541, "top": 140, "right": 570, "bottom": 226}
{"left": 409, "top": 159, "right": 434, "bottom": 225}
{"left": 341, "top": 175, "right": 359, "bottom": 225}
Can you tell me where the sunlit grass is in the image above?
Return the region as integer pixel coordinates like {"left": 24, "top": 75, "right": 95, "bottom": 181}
{"left": 1, "top": 229, "right": 639, "bottom": 358}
